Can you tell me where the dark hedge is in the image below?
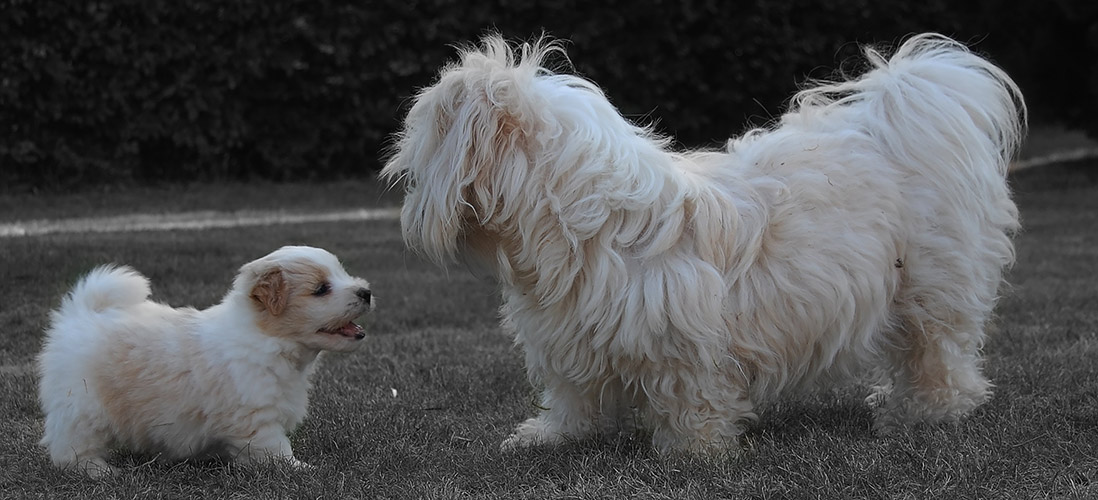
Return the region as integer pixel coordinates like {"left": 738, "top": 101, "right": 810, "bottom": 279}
{"left": 1, "top": 0, "right": 1095, "bottom": 191}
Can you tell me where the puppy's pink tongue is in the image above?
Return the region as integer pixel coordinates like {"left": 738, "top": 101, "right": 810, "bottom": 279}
{"left": 320, "top": 322, "right": 365, "bottom": 339}
{"left": 336, "top": 322, "right": 365, "bottom": 339}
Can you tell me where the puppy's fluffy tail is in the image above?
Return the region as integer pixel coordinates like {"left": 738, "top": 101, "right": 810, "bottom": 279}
{"left": 58, "top": 265, "right": 150, "bottom": 316}
{"left": 795, "top": 33, "right": 1026, "bottom": 184}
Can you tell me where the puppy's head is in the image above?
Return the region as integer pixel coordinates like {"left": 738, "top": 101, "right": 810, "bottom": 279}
{"left": 234, "top": 246, "right": 372, "bottom": 352}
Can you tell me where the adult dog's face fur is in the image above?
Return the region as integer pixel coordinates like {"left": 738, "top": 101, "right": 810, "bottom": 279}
{"left": 237, "top": 246, "right": 372, "bottom": 352}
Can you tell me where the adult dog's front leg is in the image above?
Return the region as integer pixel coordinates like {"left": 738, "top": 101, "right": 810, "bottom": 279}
{"left": 501, "top": 375, "right": 603, "bottom": 451}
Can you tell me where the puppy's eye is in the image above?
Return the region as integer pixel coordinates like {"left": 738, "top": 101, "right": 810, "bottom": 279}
{"left": 312, "top": 283, "right": 332, "bottom": 296}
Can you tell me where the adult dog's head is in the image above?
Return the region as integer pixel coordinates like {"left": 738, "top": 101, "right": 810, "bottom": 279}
{"left": 381, "top": 35, "right": 674, "bottom": 304}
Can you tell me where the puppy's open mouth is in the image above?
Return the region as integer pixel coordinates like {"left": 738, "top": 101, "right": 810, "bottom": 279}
{"left": 318, "top": 322, "right": 366, "bottom": 340}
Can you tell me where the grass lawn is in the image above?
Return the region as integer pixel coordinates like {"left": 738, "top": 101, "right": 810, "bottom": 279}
{"left": 1, "top": 161, "right": 1096, "bottom": 499}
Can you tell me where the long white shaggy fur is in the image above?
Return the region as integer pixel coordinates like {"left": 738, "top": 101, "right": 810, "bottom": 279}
{"left": 382, "top": 33, "right": 1025, "bottom": 453}
{"left": 38, "top": 246, "right": 373, "bottom": 475}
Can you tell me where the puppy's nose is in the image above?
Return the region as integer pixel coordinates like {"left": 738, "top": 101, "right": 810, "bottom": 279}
{"left": 355, "top": 288, "right": 372, "bottom": 305}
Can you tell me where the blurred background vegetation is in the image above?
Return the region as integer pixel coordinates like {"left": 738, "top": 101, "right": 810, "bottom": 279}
{"left": 2, "top": 0, "right": 1095, "bottom": 192}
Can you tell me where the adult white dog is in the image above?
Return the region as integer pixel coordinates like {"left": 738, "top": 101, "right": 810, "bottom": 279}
{"left": 38, "top": 246, "right": 373, "bottom": 476}
{"left": 382, "top": 33, "right": 1025, "bottom": 454}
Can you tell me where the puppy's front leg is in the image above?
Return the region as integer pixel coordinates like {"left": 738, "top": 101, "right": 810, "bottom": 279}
{"left": 501, "top": 375, "right": 601, "bottom": 451}
{"left": 227, "top": 425, "right": 309, "bottom": 468}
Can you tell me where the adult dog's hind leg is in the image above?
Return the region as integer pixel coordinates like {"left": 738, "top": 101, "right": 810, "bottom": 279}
{"left": 873, "top": 296, "right": 994, "bottom": 433}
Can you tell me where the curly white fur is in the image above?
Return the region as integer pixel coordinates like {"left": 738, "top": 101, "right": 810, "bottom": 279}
{"left": 382, "top": 33, "right": 1025, "bottom": 453}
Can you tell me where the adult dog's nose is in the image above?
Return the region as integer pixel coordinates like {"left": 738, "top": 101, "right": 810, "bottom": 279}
{"left": 355, "top": 288, "right": 372, "bottom": 305}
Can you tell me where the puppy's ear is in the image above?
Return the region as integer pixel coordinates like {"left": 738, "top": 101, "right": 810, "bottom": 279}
{"left": 250, "top": 268, "right": 288, "bottom": 316}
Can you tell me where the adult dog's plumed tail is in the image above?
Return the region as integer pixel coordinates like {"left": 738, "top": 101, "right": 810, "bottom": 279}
{"left": 795, "top": 33, "right": 1026, "bottom": 179}
{"left": 58, "top": 266, "right": 150, "bottom": 316}
{"left": 793, "top": 33, "right": 1025, "bottom": 255}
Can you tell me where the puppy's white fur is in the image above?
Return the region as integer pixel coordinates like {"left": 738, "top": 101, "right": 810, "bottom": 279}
{"left": 38, "top": 246, "right": 373, "bottom": 476}
{"left": 382, "top": 34, "right": 1025, "bottom": 453}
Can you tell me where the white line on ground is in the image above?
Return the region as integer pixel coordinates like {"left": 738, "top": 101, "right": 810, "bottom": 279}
{"left": 1, "top": 148, "right": 1094, "bottom": 239}
{"left": 0, "top": 207, "right": 401, "bottom": 238}
{"left": 1011, "top": 147, "right": 1098, "bottom": 171}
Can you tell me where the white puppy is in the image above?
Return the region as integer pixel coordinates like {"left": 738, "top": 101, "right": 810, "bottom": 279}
{"left": 382, "top": 34, "right": 1025, "bottom": 454}
{"left": 38, "top": 246, "right": 373, "bottom": 476}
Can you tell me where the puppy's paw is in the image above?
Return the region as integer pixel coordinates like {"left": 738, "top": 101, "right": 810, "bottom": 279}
{"left": 499, "top": 418, "right": 556, "bottom": 452}
{"left": 74, "top": 457, "right": 117, "bottom": 478}
{"left": 290, "top": 458, "right": 315, "bottom": 470}
{"left": 499, "top": 432, "right": 542, "bottom": 452}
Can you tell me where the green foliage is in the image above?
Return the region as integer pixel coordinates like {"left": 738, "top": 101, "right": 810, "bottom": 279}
{"left": 1, "top": 0, "right": 1094, "bottom": 190}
